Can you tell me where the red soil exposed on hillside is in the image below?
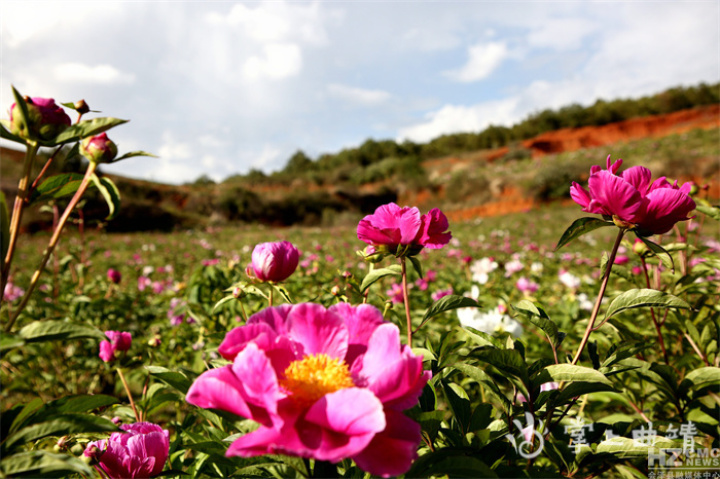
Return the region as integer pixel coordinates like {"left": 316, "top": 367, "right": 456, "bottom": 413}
{"left": 412, "top": 105, "right": 720, "bottom": 220}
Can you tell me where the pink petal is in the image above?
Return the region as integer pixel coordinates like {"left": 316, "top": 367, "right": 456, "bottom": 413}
{"left": 186, "top": 344, "right": 280, "bottom": 427}
{"left": 588, "top": 170, "right": 644, "bottom": 222}
{"left": 286, "top": 304, "right": 348, "bottom": 360}
{"left": 218, "top": 323, "right": 278, "bottom": 361}
{"left": 418, "top": 208, "right": 452, "bottom": 249}
{"left": 352, "top": 410, "right": 422, "bottom": 478}
{"left": 640, "top": 188, "right": 696, "bottom": 234}
{"left": 328, "top": 303, "right": 384, "bottom": 367}
{"left": 620, "top": 166, "right": 652, "bottom": 193}
{"left": 396, "top": 206, "right": 423, "bottom": 245}
{"left": 569, "top": 182, "right": 592, "bottom": 209}
{"left": 99, "top": 340, "right": 115, "bottom": 362}
{"left": 303, "top": 388, "right": 385, "bottom": 462}
{"left": 247, "top": 304, "right": 294, "bottom": 336}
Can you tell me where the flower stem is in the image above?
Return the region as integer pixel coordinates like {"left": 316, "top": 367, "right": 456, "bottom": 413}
{"left": 571, "top": 228, "right": 625, "bottom": 365}
{"left": 4, "top": 162, "right": 98, "bottom": 332}
{"left": 117, "top": 367, "right": 140, "bottom": 422}
{"left": 640, "top": 256, "right": 669, "bottom": 364}
{"left": 1, "top": 140, "right": 39, "bottom": 303}
{"left": 400, "top": 257, "right": 413, "bottom": 347}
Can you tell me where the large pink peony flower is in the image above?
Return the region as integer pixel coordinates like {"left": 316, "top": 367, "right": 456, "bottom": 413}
{"left": 250, "top": 241, "right": 300, "bottom": 282}
{"left": 357, "top": 202, "right": 451, "bottom": 253}
{"left": 84, "top": 422, "right": 169, "bottom": 478}
{"left": 186, "top": 303, "right": 431, "bottom": 477}
{"left": 570, "top": 155, "right": 695, "bottom": 235}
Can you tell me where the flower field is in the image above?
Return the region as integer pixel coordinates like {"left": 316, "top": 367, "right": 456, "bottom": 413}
{"left": 1, "top": 90, "right": 719, "bottom": 478}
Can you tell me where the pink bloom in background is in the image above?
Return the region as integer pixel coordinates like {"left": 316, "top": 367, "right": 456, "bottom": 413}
{"left": 614, "top": 255, "right": 630, "bottom": 265}
{"left": 357, "top": 202, "right": 451, "bottom": 253}
{"left": 387, "top": 283, "right": 405, "bottom": 304}
{"left": 186, "top": 303, "right": 430, "bottom": 477}
{"left": 201, "top": 258, "right": 220, "bottom": 267}
{"left": 570, "top": 155, "right": 696, "bottom": 235}
{"left": 84, "top": 422, "right": 169, "bottom": 478}
{"left": 107, "top": 268, "right": 122, "bottom": 284}
{"left": 504, "top": 259, "right": 524, "bottom": 277}
{"left": 516, "top": 277, "right": 539, "bottom": 294}
{"left": 99, "top": 331, "right": 132, "bottom": 362}
{"left": 431, "top": 287, "right": 453, "bottom": 301}
{"left": 251, "top": 241, "right": 299, "bottom": 282}
{"left": 3, "top": 282, "right": 24, "bottom": 302}
{"left": 137, "top": 276, "right": 151, "bottom": 292}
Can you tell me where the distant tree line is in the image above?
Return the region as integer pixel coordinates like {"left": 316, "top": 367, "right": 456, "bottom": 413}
{"left": 219, "top": 81, "right": 719, "bottom": 188}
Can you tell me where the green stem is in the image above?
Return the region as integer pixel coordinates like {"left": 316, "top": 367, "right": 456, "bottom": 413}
{"left": 4, "top": 162, "right": 98, "bottom": 332}
{"left": 401, "top": 257, "right": 413, "bottom": 347}
{"left": 571, "top": 228, "right": 625, "bottom": 365}
{"left": 1, "top": 140, "right": 39, "bottom": 303}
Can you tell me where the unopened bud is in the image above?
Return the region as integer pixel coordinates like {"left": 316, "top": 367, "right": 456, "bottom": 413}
{"left": 74, "top": 99, "right": 90, "bottom": 115}
{"left": 81, "top": 133, "right": 118, "bottom": 163}
{"left": 331, "top": 285, "right": 341, "bottom": 296}
{"left": 632, "top": 239, "right": 648, "bottom": 256}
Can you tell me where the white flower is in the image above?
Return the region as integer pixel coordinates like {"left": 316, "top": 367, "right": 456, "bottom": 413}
{"left": 470, "top": 258, "right": 498, "bottom": 284}
{"left": 504, "top": 259, "right": 524, "bottom": 277}
{"left": 457, "top": 305, "right": 523, "bottom": 337}
{"left": 577, "top": 293, "right": 594, "bottom": 311}
{"left": 558, "top": 270, "right": 581, "bottom": 290}
{"left": 531, "top": 262, "right": 544, "bottom": 274}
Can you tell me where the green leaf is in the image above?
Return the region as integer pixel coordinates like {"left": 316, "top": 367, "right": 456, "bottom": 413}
{"left": 417, "top": 295, "right": 479, "bottom": 331}
{"left": 359, "top": 264, "right": 401, "bottom": 293}
{"left": 18, "top": 320, "right": 106, "bottom": 343}
{"left": 513, "top": 300, "right": 562, "bottom": 347}
{"left": 635, "top": 235, "right": 675, "bottom": 272}
{"left": 476, "top": 349, "right": 528, "bottom": 385}
{"left": 408, "top": 255, "right": 423, "bottom": 279}
{"left": 44, "top": 394, "right": 119, "bottom": 415}
{"left": 696, "top": 203, "right": 720, "bottom": 221}
{"left": 90, "top": 173, "right": 121, "bottom": 220}
{"left": 683, "top": 367, "right": 720, "bottom": 390}
{"left": 0, "top": 451, "right": 94, "bottom": 478}
{"left": 8, "top": 398, "right": 44, "bottom": 436}
{"left": 0, "top": 118, "right": 26, "bottom": 144}
{"left": 212, "top": 295, "right": 236, "bottom": 314}
{"left": 0, "top": 191, "right": 9, "bottom": 269}
{"left": 603, "top": 289, "right": 690, "bottom": 321}
{"left": 51, "top": 117, "right": 128, "bottom": 145}
{"left": 442, "top": 381, "right": 471, "bottom": 434}
{"left": 112, "top": 150, "right": 157, "bottom": 163}
{"left": 534, "top": 364, "right": 613, "bottom": 387}
{"left": 596, "top": 436, "right": 677, "bottom": 457}
{"left": 555, "top": 217, "right": 614, "bottom": 251}
{"left": 30, "top": 173, "right": 85, "bottom": 203}
{"left": 405, "top": 448, "right": 497, "bottom": 478}
{"left": 4, "top": 414, "right": 117, "bottom": 452}
{"left": 0, "top": 333, "right": 24, "bottom": 353}
{"left": 146, "top": 366, "right": 193, "bottom": 394}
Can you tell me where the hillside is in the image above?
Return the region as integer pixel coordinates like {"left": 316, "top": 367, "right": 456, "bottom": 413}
{"left": 1, "top": 103, "right": 718, "bottom": 232}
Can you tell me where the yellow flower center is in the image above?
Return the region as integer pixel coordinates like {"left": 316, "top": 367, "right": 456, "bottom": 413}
{"left": 281, "top": 354, "right": 355, "bottom": 407}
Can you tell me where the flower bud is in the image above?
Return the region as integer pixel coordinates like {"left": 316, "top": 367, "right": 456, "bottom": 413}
{"left": 632, "top": 238, "right": 648, "bottom": 256}
{"left": 81, "top": 133, "right": 118, "bottom": 163}
{"left": 251, "top": 241, "right": 299, "bottom": 283}
{"left": 9, "top": 96, "right": 71, "bottom": 141}
{"left": 331, "top": 285, "right": 341, "bottom": 296}
{"left": 107, "top": 268, "right": 122, "bottom": 284}
{"left": 74, "top": 99, "right": 90, "bottom": 115}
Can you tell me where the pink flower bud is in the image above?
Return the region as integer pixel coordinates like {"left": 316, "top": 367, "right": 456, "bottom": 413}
{"left": 251, "top": 241, "right": 299, "bottom": 282}
{"left": 99, "top": 331, "right": 132, "bottom": 362}
{"left": 9, "top": 96, "right": 71, "bottom": 141}
{"left": 81, "top": 133, "right": 118, "bottom": 164}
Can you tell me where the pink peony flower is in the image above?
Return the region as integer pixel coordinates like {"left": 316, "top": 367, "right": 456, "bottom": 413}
{"left": 357, "top": 203, "right": 451, "bottom": 254}
{"left": 251, "top": 241, "right": 299, "bottom": 282}
{"left": 387, "top": 283, "right": 405, "bottom": 303}
{"left": 9, "top": 96, "right": 71, "bottom": 141}
{"left": 515, "top": 277, "right": 539, "bottom": 294}
{"left": 3, "top": 282, "right": 25, "bottom": 302}
{"left": 84, "top": 422, "right": 169, "bottom": 478}
{"left": 99, "top": 331, "right": 132, "bottom": 362}
{"left": 186, "top": 303, "right": 430, "bottom": 477}
{"left": 107, "top": 268, "right": 122, "bottom": 284}
{"left": 431, "top": 287, "right": 453, "bottom": 301}
{"left": 570, "top": 155, "right": 696, "bottom": 235}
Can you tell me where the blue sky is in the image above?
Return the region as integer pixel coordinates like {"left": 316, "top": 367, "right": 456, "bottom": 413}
{"left": 1, "top": 1, "right": 718, "bottom": 184}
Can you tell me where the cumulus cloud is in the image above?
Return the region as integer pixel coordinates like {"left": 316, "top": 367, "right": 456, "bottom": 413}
{"left": 243, "top": 43, "right": 303, "bottom": 81}
{"left": 445, "top": 41, "right": 509, "bottom": 82}
{"left": 53, "top": 63, "right": 135, "bottom": 85}
{"left": 526, "top": 17, "right": 598, "bottom": 51}
{"left": 327, "top": 84, "right": 391, "bottom": 106}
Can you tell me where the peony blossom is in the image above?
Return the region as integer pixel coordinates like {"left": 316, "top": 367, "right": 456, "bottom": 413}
{"left": 250, "top": 241, "right": 299, "bottom": 282}
{"left": 3, "top": 282, "right": 25, "bottom": 302}
{"left": 570, "top": 155, "right": 695, "bottom": 235}
{"left": 186, "top": 303, "right": 430, "bottom": 477}
{"left": 516, "top": 277, "right": 539, "bottom": 294}
{"left": 458, "top": 292, "right": 523, "bottom": 338}
{"left": 357, "top": 203, "right": 451, "bottom": 254}
{"left": 107, "top": 268, "right": 122, "bottom": 284}
{"left": 84, "top": 422, "right": 169, "bottom": 478}
{"left": 9, "top": 96, "right": 71, "bottom": 141}
{"left": 99, "top": 331, "right": 132, "bottom": 362}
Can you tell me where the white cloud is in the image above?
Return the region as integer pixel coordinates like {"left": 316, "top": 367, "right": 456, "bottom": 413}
{"left": 250, "top": 145, "right": 283, "bottom": 170}
{"left": 53, "top": 63, "right": 135, "bottom": 85}
{"left": 397, "top": 98, "right": 520, "bottom": 143}
{"left": 527, "top": 17, "right": 598, "bottom": 51}
{"left": 243, "top": 43, "right": 303, "bottom": 81}
{"left": 445, "top": 41, "right": 509, "bottom": 82}
{"left": 327, "top": 84, "right": 391, "bottom": 106}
